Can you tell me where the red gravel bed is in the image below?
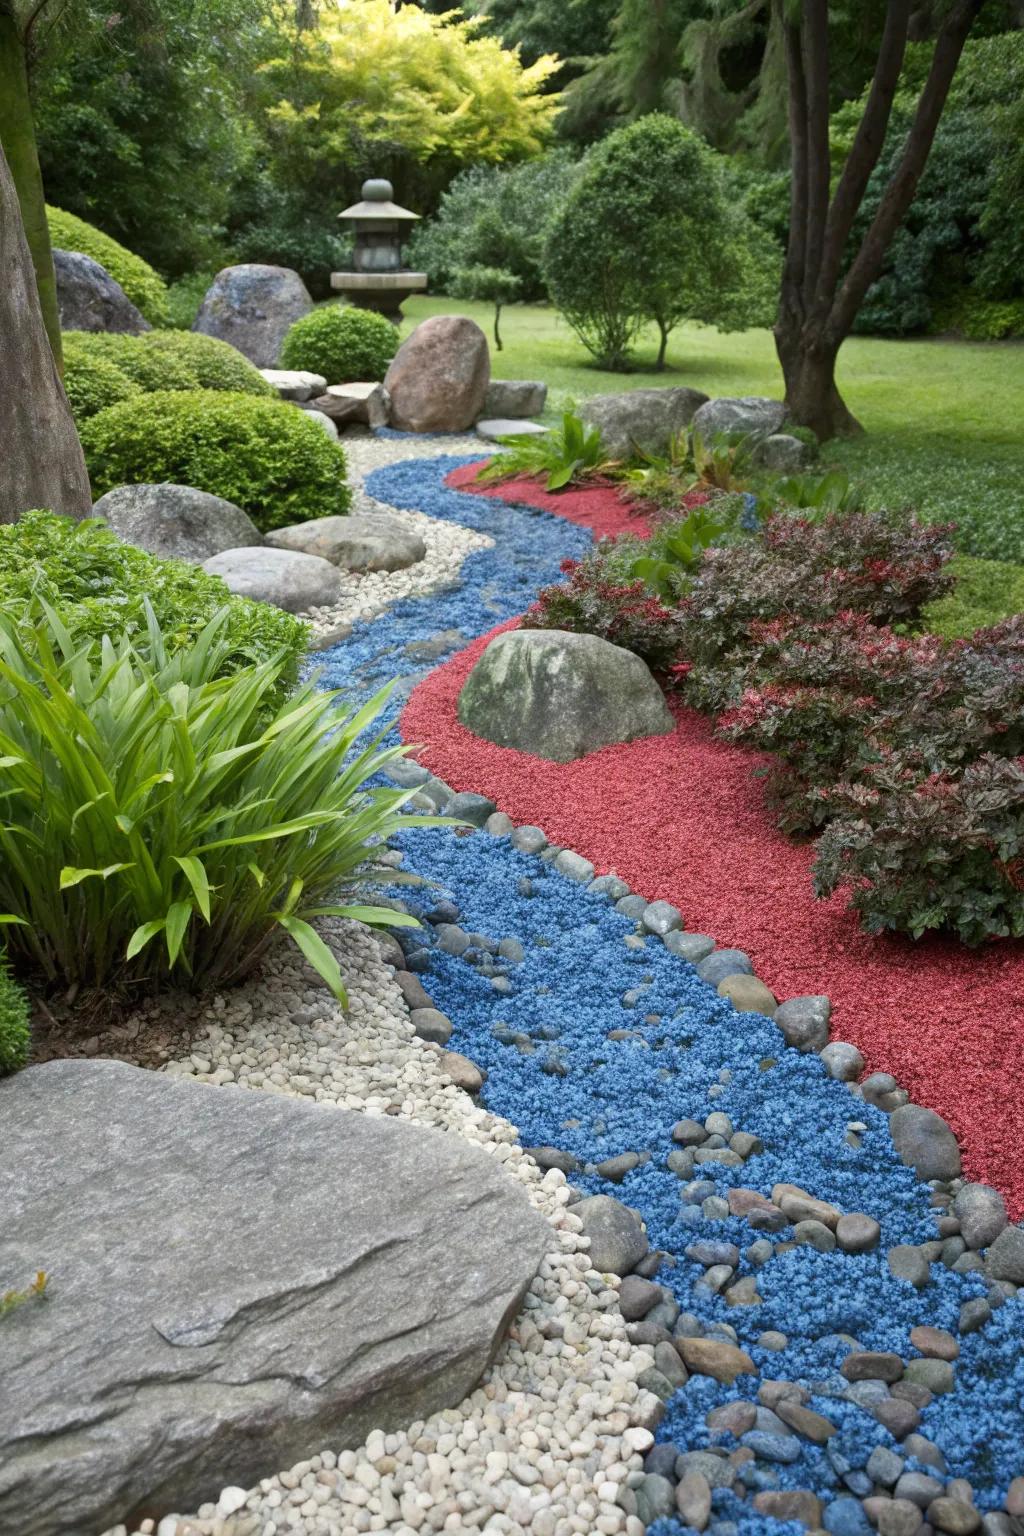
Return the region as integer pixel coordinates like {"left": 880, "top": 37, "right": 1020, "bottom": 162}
{"left": 446, "top": 462, "right": 653, "bottom": 539}
{"left": 404, "top": 473, "right": 1024, "bottom": 1215}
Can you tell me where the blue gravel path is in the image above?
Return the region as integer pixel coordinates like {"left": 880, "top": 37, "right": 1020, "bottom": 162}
{"left": 315, "top": 454, "right": 1024, "bottom": 1527}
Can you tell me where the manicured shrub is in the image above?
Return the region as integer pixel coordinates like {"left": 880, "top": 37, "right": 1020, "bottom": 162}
{"left": 814, "top": 756, "right": 1024, "bottom": 945}
{"left": 280, "top": 305, "right": 399, "bottom": 384}
{"left": 80, "top": 391, "right": 351, "bottom": 532}
{"left": 144, "top": 331, "right": 275, "bottom": 396}
{"left": 523, "top": 553, "right": 691, "bottom": 674}
{"left": 0, "top": 510, "right": 308, "bottom": 696}
{"left": 65, "top": 331, "right": 198, "bottom": 395}
{"left": 0, "top": 953, "right": 31, "bottom": 1076}
{"left": 0, "top": 609, "right": 442, "bottom": 999}
{"left": 61, "top": 335, "right": 142, "bottom": 422}
{"left": 46, "top": 205, "right": 170, "bottom": 326}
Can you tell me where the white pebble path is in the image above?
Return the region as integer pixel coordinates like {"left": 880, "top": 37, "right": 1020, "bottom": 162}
{"left": 102, "top": 427, "right": 660, "bottom": 1536}
{"left": 302, "top": 431, "right": 493, "bottom": 640}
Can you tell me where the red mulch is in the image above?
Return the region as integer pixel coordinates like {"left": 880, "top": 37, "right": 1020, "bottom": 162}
{"left": 445, "top": 461, "right": 654, "bottom": 540}
{"left": 404, "top": 472, "right": 1024, "bottom": 1215}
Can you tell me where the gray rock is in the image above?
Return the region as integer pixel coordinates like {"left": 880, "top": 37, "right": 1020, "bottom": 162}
{"left": 511, "top": 825, "right": 547, "bottom": 854}
{"left": 449, "top": 791, "right": 497, "bottom": 828}
{"left": 457, "top": 629, "right": 674, "bottom": 764}
{"left": 663, "top": 931, "right": 715, "bottom": 964}
{"left": 862, "top": 1072, "right": 909, "bottom": 1112}
{"left": 867, "top": 1447, "right": 905, "bottom": 1487}
{"left": 53, "top": 249, "right": 150, "bottom": 334}
{"left": 590, "top": 874, "right": 631, "bottom": 900}
{"left": 302, "top": 409, "right": 339, "bottom": 441}
{"left": 896, "top": 1473, "right": 946, "bottom": 1508}
{"left": 0, "top": 1060, "right": 548, "bottom": 1536}
{"left": 486, "top": 813, "right": 514, "bottom": 837}
{"left": 676, "top": 1470, "right": 713, "bottom": 1530}
{"left": 888, "top": 1244, "right": 932, "bottom": 1288}
{"left": 985, "top": 1225, "right": 1024, "bottom": 1283}
{"left": 690, "top": 396, "right": 787, "bottom": 444}
{"left": 579, "top": 387, "right": 709, "bottom": 461}
{"left": 202, "top": 546, "right": 342, "bottom": 613}
{"left": 642, "top": 900, "right": 683, "bottom": 936}
{"left": 953, "top": 1184, "right": 1008, "bottom": 1250}
{"left": 617, "top": 894, "right": 649, "bottom": 919}
{"left": 774, "top": 995, "right": 831, "bottom": 1053}
{"left": 903, "top": 1358, "right": 954, "bottom": 1395}
{"left": 94, "top": 484, "right": 262, "bottom": 563}
{"left": 888, "top": 1104, "right": 962, "bottom": 1182}
{"left": 696, "top": 949, "right": 753, "bottom": 986}
{"left": 595, "top": 1151, "right": 642, "bottom": 1183}
{"left": 385, "top": 315, "right": 490, "bottom": 433}
{"left": 266, "top": 515, "right": 425, "bottom": 573}
{"left": 193, "top": 263, "right": 312, "bottom": 367}
{"left": 835, "top": 1213, "right": 881, "bottom": 1254}
{"left": 554, "top": 850, "right": 596, "bottom": 883}
{"left": 636, "top": 1474, "right": 677, "bottom": 1525}
{"left": 409, "top": 1007, "right": 453, "bottom": 1043}
{"left": 319, "top": 381, "right": 390, "bottom": 429}
{"left": 259, "top": 369, "right": 327, "bottom": 401}
{"left": 483, "top": 379, "right": 547, "bottom": 419}
{"left": 751, "top": 433, "right": 813, "bottom": 471}
{"left": 525, "top": 1146, "right": 579, "bottom": 1174}
{"left": 618, "top": 1275, "right": 662, "bottom": 1320}
{"left": 573, "top": 1193, "right": 649, "bottom": 1275}
{"left": 478, "top": 418, "right": 548, "bottom": 442}
{"left": 820, "top": 1042, "right": 866, "bottom": 1081}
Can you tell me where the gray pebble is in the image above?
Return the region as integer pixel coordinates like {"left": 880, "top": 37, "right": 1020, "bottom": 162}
{"left": 448, "top": 790, "right": 497, "bottom": 826}
{"left": 616, "top": 894, "right": 648, "bottom": 919}
{"left": 485, "top": 811, "right": 514, "bottom": 836}
{"left": 409, "top": 1007, "right": 453, "bottom": 1044}
{"left": 888, "top": 1245, "right": 932, "bottom": 1288}
{"left": 820, "top": 1041, "right": 866, "bottom": 1081}
{"left": 642, "top": 900, "right": 683, "bottom": 936}
{"left": 663, "top": 931, "right": 716, "bottom": 963}
{"left": 696, "top": 949, "right": 754, "bottom": 986}
{"left": 511, "top": 825, "right": 547, "bottom": 854}
{"left": 590, "top": 873, "right": 631, "bottom": 900}
{"left": 774, "top": 994, "right": 831, "bottom": 1053}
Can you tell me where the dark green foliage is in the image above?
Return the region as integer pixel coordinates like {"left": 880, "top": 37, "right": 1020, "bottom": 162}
{"left": 543, "top": 116, "right": 776, "bottom": 370}
{"left": 477, "top": 413, "right": 608, "bottom": 491}
{"left": 279, "top": 305, "right": 398, "bottom": 384}
{"left": 409, "top": 154, "right": 577, "bottom": 302}
{"left": 33, "top": 0, "right": 277, "bottom": 279}
{"left": 835, "top": 34, "right": 1024, "bottom": 337}
{"left": 0, "top": 954, "right": 31, "bottom": 1076}
{"left": 0, "top": 510, "right": 309, "bottom": 694}
{"left": 46, "top": 206, "right": 170, "bottom": 324}
{"left": 523, "top": 551, "right": 691, "bottom": 673}
{"left": 79, "top": 391, "right": 350, "bottom": 532}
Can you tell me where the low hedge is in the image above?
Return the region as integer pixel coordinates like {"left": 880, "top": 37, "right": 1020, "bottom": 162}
{"left": 61, "top": 335, "right": 142, "bottom": 421}
{"left": 0, "top": 510, "right": 309, "bottom": 696}
{"left": 280, "top": 304, "right": 399, "bottom": 384}
{"left": 79, "top": 391, "right": 351, "bottom": 532}
{"left": 47, "top": 206, "right": 170, "bottom": 327}
{"left": 0, "top": 955, "right": 30, "bottom": 1076}
{"left": 143, "top": 331, "right": 275, "bottom": 396}
{"left": 66, "top": 331, "right": 198, "bottom": 396}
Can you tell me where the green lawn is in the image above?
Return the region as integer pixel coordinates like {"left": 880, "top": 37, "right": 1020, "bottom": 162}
{"left": 402, "top": 296, "right": 1024, "bottom": 565}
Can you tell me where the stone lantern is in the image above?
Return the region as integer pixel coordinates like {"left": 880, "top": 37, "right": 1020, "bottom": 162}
{"left": 330, "top": 178, "right": 427, "bottom": 322}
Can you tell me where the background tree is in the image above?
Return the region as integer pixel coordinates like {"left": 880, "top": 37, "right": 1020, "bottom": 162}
{"left": 0, "top": 0, "right": 64, "bottom": 365}
{"left": 544, "top": 114, "right": 776, "bottom": 371}
{"left": 0, "top": 138, "right": 91, "bottom": 524}
{"left": 773, "top": 0, "right": 987, "bottom": 440}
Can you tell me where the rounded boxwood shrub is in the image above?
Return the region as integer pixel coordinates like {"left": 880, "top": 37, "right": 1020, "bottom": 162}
{"left": 0, "top": 954, "right": 31, "bottom": 1076}
{"left": 65, "top": 331, "right": 198, "bottom": 394}
{"left": 144, "top": 331, "right": 275, "bottom": 396}
{"left": 0, "top": 509, "right": 309, "bottom": 698}
{"left": 61, "top": 335, "right": 142, "bottom": 422}
{"left": 80, "top": 391, "right": 351, "bottom": 531}
{"left": 280, "top": 304, "right": 399, "bottom": 383}
{"left": 46, "top": 206, "right": 170, "bottom": 327}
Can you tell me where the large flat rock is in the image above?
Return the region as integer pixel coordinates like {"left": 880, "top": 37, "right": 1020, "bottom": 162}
{"left": 0, "top": 1060, "right": 550, "bottom": 1536}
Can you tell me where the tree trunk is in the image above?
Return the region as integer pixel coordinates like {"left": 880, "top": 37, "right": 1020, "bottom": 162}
{"left": 775, "top": 323, "right": 863, "bottom": 439}
{"left": 655, "top": 318, "right": 669, "bottom": 371}
{"left": 493, "top": 300, "right": 503, "bottom": 352}
{"left": 0, "top": 8, "right": 63, "bottom": 371}
{"left": 0, "top": 137, "right": 91, "bottom": 525}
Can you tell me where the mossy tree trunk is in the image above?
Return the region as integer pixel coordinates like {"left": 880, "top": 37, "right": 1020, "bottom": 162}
{"left": 0, "top": 3, "right": 62, "bottom": 371}
{"left": 0, "top": 136, "right": 91, "bottom": 524}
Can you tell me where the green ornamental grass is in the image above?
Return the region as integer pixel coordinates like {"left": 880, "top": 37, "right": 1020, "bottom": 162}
{"left": 0, "top": 511, "right": 309, "bottom": 700}
{"left": 0, "top": 606, "right": 444, "bottom": 1003}
{"left": 80, "top": 390, "right": 351, "bottom": 532}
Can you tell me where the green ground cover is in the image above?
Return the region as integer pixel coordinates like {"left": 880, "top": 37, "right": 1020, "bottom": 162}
{"left": 402, "top": 296, "right": 1024, "bottom": 568}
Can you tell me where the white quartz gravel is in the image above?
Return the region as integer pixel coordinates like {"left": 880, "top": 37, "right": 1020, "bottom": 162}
{"left": 103, "top": 918, "right": 658, "bottom": 1536}
{"left": 302, "top": 431, "right": 493, "bottom": 640}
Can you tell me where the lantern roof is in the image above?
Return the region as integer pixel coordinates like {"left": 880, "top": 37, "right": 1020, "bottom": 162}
{"left": 339, "top": 178, "right": 420, "bottom": 223}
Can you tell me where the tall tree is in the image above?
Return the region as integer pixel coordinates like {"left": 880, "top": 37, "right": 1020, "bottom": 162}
{"left": 0, "top": 0, "right": 63, "bottom": 367}
{"left": 0, "top": 137, "right": 91, "bottom": 524}
{"left": 774, "top": 0, "right": 986, "bottom": 439}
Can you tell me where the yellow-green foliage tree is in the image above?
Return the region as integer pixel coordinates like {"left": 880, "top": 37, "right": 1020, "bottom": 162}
{"left": 259, "top": 0, "right": 560, "bottom": 215}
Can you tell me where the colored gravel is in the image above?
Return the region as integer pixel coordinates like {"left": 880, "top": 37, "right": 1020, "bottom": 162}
{"left": 309, "top": 450, "right": 1024, "bottom": 1529}
{"left": 400, "top": 473, "right": 1024, "bottom": 1220}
